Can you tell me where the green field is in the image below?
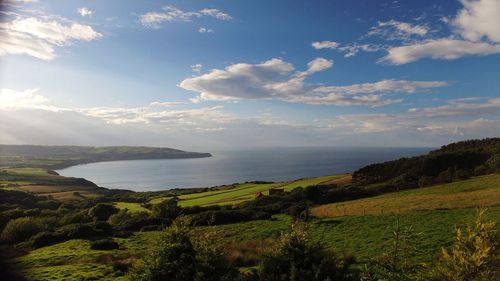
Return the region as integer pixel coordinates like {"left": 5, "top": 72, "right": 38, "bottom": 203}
{"left": 312, "top": 174, "right": 500, "bottom": 217}
{"left": 114, "top": 202, "right": 151, "bottom": 213}
{"left": 151, "top": 175, "right": 346, "bottom": 207}
{"left": 12, "top": 174, "right": 500, "bottom": 280}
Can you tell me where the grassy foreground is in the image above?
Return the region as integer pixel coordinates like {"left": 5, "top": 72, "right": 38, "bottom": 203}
{"left": 12, "top": 174, "right": 500, "bottom": 280}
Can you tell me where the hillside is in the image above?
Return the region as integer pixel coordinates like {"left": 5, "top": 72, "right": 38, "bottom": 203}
{"left": 311, "top": 173, "right": 500, "bottom": 217}
{"left": 352, "top": 138, "right": 500, "bottom": 189}
{"left": 0, "top": 145, "right": 211, "bottom": 169}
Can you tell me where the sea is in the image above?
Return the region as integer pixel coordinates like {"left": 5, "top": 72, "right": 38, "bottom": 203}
{"left": 56, "top": 147, "right": 433, "bottom": 191}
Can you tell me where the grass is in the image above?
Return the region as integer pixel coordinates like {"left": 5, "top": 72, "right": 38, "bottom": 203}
{"left": 311, "top": 174, "right": 500, "bottom": 217}
{"left": 0, "top": 167, "right": 103, "bottom": 201}
{"left": 114, "top": 202, "right": 151, "bottom": 213}
{"left": 151, "top": 174, "right": 346, "bottom": 207}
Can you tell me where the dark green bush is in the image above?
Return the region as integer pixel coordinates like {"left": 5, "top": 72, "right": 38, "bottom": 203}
{"left": 90, "top": 239, "right": 119, "bottom": 250}
{"left": 130, "top": 217, "right": 238, "bottom": 281}
{"left": 0, "top": 217, "right": 42, "bottom": 243}
{"left": 88, "top": 203, "right": 118, "bottom": 221}
{"left": 30, "top": 231, "right": 65, "bottom": 248}
{"left": 259, "top": 224, "right": 356, "bottom": 281}
{"left": 59, "top": 223, "right": 99, "bottom": 239}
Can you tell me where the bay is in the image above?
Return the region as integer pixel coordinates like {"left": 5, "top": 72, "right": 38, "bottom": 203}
{"left": 56, "top": 147, "right": 432, "bottom": 191}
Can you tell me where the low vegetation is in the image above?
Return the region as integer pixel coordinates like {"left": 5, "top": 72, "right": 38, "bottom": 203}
{"left": 0, "top": 138, "right": 498, "bottom": 280}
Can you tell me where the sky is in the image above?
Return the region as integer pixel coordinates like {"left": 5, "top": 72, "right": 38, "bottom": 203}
{"left": 0, "top": 0, "right": 499, "bottom": 150}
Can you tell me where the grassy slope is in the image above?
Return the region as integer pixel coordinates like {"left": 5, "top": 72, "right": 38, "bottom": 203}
{"left": 311, "top": 174, "right": 500, "bottom": 217}
{"left": 14, "top": 174, "right": 500, "bottom": 280}
{"left": 114, "top": 202, "right": 151, "bottom": 213}
{"left": 0, "top": 167, "right": 102, "bottom": 201}
{"left": 151, "top": 175, "right": 345, "bottom": 207}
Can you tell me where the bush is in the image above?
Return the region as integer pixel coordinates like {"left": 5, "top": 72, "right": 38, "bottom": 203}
{"left": 152, "top": 199, "right": 179, "bottom": 220}
{"left": 108, "top": 210, "right": 151, "bottom": 231}
{"left": 259, "top": 223, "right": 356, "bottom": 281}
{"left": 30, "top": 231, "right": 65, "bottom": 248}
{"left": 130, "top": 216, "right": 238, "bottom": 281}
{"left": 88, "top": 203, "right": 118, "bottom": 221}
{"left": 59, "top": 223, "right": 99, "bottom": 239}
{"left": 430, "top": 208, "right": 497, "bottom": 281}
{"left": 0, "top": 217, "right": 42, "bottom": 243}
{"left": 90, "top": 239, "right": 119, "bottom": 250}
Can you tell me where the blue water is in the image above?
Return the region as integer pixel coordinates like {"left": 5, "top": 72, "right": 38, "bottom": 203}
{"left": 56, "top": 147, "right": 432, "bottom": 191}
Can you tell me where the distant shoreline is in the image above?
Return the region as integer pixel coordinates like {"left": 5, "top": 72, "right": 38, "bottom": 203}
{"left": 0, "top": 144, "right": 212, "bottom": 170}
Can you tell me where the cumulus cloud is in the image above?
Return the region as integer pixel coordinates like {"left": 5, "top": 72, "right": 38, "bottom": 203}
{"left": 367, "top": 20, "right": 429, "bottom": 41}
{"left": 78, "top": 7, "right": 93, "bottom": 17}
{"left": 0, "top": 88, "right": 48, "bottom": 109}
{"left": 0, "top": 14, "right": 102, "bottom": 60}
{"left": 382, "top": 0, "right": 500, "bottom": 64}
{"left": 381, "top": 38, "right": 500, "bottom": 64}
{"left": 139, "top": 5, "right": 231, "bottom": 28}
{"left": 180, "top": 58, "right": 447, "bottom": 106}
{"left": 452, "top": 0, "right": 500, "bottom": 42}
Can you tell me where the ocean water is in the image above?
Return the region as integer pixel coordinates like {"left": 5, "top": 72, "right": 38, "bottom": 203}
{"left": 56, "top": 147, "right": 432, "bottom": 191}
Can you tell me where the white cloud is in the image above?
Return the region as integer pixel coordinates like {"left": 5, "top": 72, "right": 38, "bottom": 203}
{"left": 199, "top": 8, "right": 232, "bottom": 20}
{"left": 0, "top": 88, "right": 237, "bottom": 133}
{"left": 190, "top": 64, "right": 203, "bottom": 74}
{"left": 149, "top": 101, "right": 186, "bottom": 107}
{"left": 78, "top": 7, "right": 93, "bottom": 17}
{"left": 452, "top": 0, "right": 500, "bottom": 43}
{"left": 312, "top": 40, "right": 384, "bottom": 57}
{"left": 408, "top": 97, "right": 500, "bottom": 117}
{"left": 0, "top": 15, "right": 102, "bottom": 60}
{"left": 198, "top": 27, "right": 213, "bottom": 33}
{"left": 381, "top": 39, "right": 500, "bottom": 64}
{"left": 0, "top": 88, "right": 48, "bottom": 109}
{"left": 381, "top": 0, "right": 500, "bottom": 64}
{"left": 312, "top": 41, "right": 339, "bottom": 49}
{"left": 367, "top": 20, "right": 429, "bottom": 41}
{"left": 180, "top": 58, "right": 447, "bottom": 106}
{"left": 139, "top": 5, "right": 231, "bottom": 28}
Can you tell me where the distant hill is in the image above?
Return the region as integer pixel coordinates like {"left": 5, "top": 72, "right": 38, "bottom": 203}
{"left": 0, "top": 145, "right": 212, "bottom": 169}
{"left": 352, "top": 138, "right": 500, "bottom": 189}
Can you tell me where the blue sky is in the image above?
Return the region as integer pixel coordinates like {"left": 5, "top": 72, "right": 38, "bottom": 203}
{"left": 1, "top": 0, "right": 499, "bottom": 149}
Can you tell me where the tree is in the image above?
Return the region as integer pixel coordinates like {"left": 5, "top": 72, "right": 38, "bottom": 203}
{"left": 259, "top": 223, "right": 356, "bottom": 281}
{"left": 360, "top": 219, "right": 423, "bottom": 281}
{"left": 430, "top": 208, "right": 497, "bottom": 281}
{"left": 130, "top": 216, "right": 237, "bottom": 281}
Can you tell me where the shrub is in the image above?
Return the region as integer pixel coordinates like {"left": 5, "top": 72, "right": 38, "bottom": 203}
{"left": 88, "top": 203, "right": 118, "bottom": 221}
{"left": 90, "top": 239, "right": 119, "bottom": 250}
{"left": 108, "top": 210, "right": 151, "bottom": 231}
{"left": 259, "top": 223, "right": 356, "bottom": 281}
{"left": 430, "top": 208, "right": 497, "bottom": 281}
{"left": 30, "top": 231, "right": 65, "bottom": 248}
{"left": 130, "top": 216, "right": 238, "bottom": 281}
{"left": 359, "top": 220, "right": 423, "bottom": 281}
{"left": 0, "top": 217, "right": 42, "bottom": 243}
{"left": 152, "top": 199, "right": 179, "bottom": 220}
{"left": 59, "top": 223, "right": 99, "bottom": 239}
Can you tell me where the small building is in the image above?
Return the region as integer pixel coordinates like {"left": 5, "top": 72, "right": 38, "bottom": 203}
{"left": 269, "top": 188, "right": 284, "bottom": 195}
{"left": 255, "top": 191, "right": 264, "bottom": 199}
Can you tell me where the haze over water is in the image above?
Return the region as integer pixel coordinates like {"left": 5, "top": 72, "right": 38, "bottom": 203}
{"left": 57, "top": 147, "right": 432, "bottom": 191}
